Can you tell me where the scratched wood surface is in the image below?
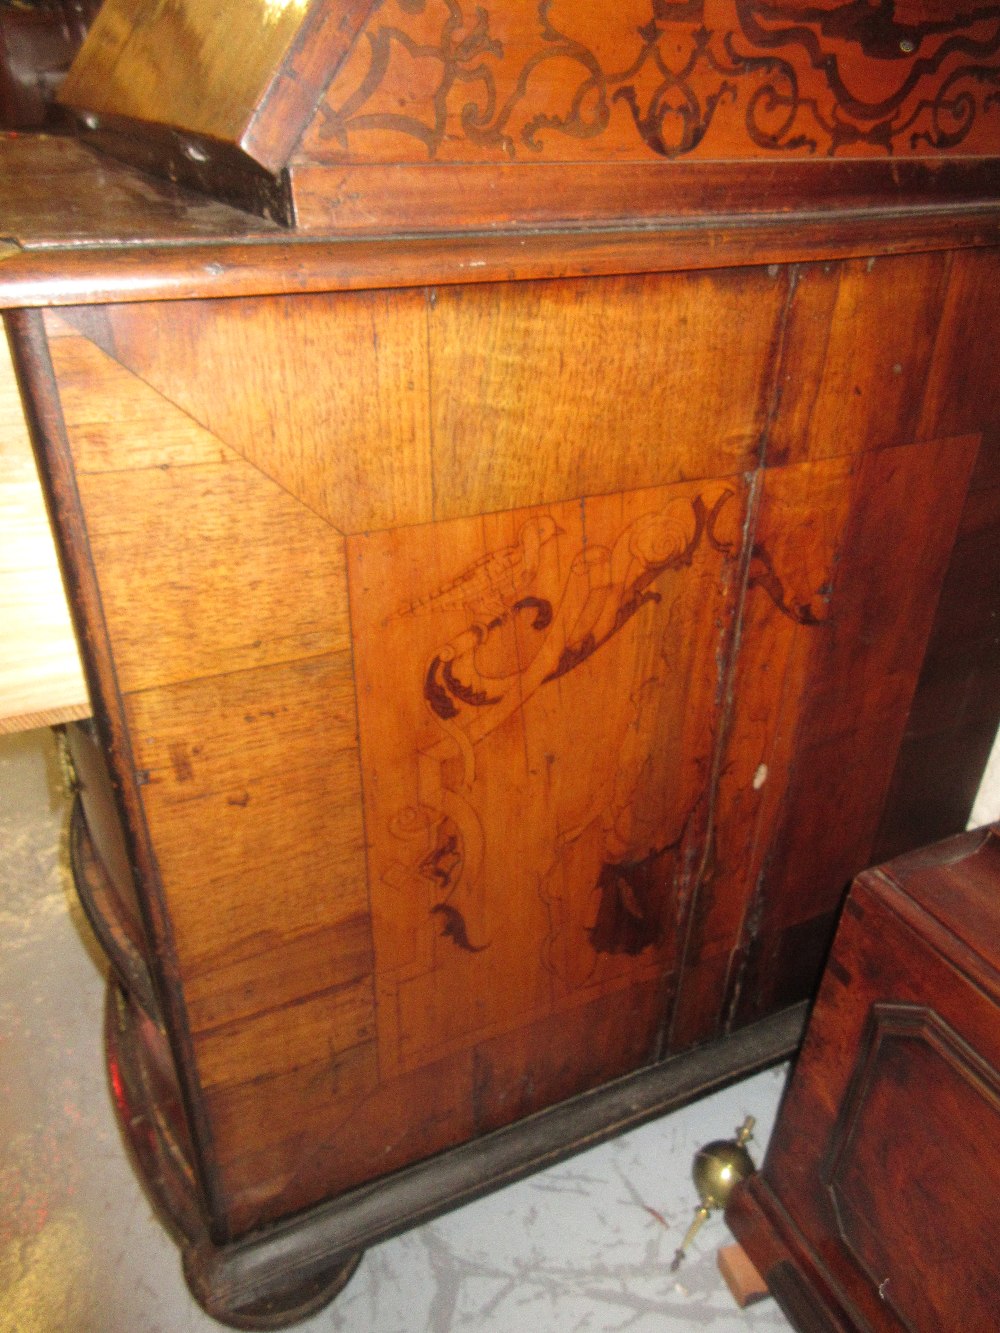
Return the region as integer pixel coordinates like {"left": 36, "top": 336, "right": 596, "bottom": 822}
{"left": 45, "top": 250, "right": 990, "bottom": 1238}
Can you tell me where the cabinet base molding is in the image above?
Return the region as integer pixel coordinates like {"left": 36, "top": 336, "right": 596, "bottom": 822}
{"left": 727, "top": 1176, "right": 870, "bottom": 1333}
{"left": 106, "top": 980, "right": 805, "bottom": 1328}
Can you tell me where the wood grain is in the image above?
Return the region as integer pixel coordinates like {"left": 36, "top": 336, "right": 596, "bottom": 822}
{"left": 283, "top": 0, "right": 1000, "bottom": 230}
{"left": 728, "top": 830, "right": 1000, "bottom": 1332}
{"left": 36, "top": 242, "right": 1000, "bottom": 1244}
{"left": 768, "top": 252, "right": 949, "bottom": 465}
{"left": 875, "top": 247, "right": 1000, "bottom": 860}
{"left": 730, "top": 433, "right": 981, "bottom": 1028}
{"left": 70, "top": 268, "right": 784, "bottom": 531}
{"left": 427, "top": 268, "right": 787, "bottom": 519}
{"left": 348, "top": 478, "right": 745, "bottom": 1079}
{"left": 63, "top": 291, "right": 433, "bottom": 534}
{"left": 302, "top": 0, "right": 1000, "bottom": 168}
{"left": 670, "top": 453, "right": 856, "bottom": 1049}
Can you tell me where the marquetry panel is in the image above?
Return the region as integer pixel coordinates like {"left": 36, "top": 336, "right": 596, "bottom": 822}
{"left": 348, "top": 477, "right": 746, "bottom": 1077}
{"left": 44, "top": 248, "right": 991, "bottom": 1237}
{"left": 303, "top": 0, "right": 1000, "bottom": 167}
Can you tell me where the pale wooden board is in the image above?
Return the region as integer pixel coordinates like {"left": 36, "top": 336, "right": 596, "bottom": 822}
{"left": 0, "top": 329, "right": 89, "bottom": 731}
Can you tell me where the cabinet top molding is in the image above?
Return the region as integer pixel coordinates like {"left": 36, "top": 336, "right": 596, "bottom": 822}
{"left": 54, "top": 0, "right": 1000, "bottom": 230}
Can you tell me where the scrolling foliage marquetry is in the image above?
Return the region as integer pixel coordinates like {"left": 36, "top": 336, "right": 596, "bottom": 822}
{"left": 370, "top": 485, "right": 825, "bottom": 994}
{"left": 309, "top": 0, "right": 1000, "bottom": 162}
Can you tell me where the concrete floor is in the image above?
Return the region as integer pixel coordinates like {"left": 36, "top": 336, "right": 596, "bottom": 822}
{"left": 3, "top": 725, "right": 999, "bottom": 1333}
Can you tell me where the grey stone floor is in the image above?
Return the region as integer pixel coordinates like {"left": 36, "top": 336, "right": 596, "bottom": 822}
{"left": 3, "top": 725, "right": 998, "bottom": 1333}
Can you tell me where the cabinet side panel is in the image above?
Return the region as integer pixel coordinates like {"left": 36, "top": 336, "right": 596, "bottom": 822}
{"left": 729, "top": 433, "right": 980, "bottom": 1027}
{"left": 50, "top": 328, "right": 379, "bottom": 1237}
{"left": 755, "top": 872, "right": 1000, "bottom": 1332}
{"left": 874, "top": 246, "right": 1000, "bottom": 857}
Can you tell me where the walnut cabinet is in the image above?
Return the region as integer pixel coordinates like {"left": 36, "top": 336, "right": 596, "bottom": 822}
{"left": 4, "top": 1, "right": 1000, "bottom": 1325}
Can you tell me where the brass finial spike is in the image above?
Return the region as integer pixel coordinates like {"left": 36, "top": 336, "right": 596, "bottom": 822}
{"left": 670, "top": 1205, "right": 710, "bottom": 1271}
{"left": 735, "top": 1115, "right": 755, "bottom": 1146}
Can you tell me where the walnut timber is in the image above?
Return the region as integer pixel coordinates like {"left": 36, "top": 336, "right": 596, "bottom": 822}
{"left": 3, "top": 1, "right": 1000, "bottom": 1324}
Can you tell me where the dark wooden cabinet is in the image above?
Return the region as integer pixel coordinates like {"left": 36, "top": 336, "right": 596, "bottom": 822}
{"left": 3, "top": 1, "right": 1000, "bottom": 1326}
{"left": 727, "top": 826, "right": 1000, "bottom": 1332}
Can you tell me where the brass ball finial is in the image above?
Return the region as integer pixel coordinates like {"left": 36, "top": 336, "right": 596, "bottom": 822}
{"left": 670, "top": 1116, "right": 756, "bottom": 1271}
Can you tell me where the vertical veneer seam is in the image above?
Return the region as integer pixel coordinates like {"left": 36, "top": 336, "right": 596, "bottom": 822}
{"left": 662, "top": 263, "right": 799, "bottom": 1053}
{"left": 660, "top": 467, "right": 765, "bottom": 1058}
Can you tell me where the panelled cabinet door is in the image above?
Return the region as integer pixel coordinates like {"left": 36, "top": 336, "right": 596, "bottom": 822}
{"left": 34, "top": 245, "right": 989, "bottom": 1241}
{"left": 727, "top": 828, "right": 1000, "bottom": 1332}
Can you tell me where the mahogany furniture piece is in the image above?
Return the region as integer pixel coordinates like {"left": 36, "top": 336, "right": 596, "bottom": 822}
{"left": 3, "top": 2, "right": 1000, "bottom": 1326}
{"left": 726, "top": 825, "right": 1000, "bottom": 1332}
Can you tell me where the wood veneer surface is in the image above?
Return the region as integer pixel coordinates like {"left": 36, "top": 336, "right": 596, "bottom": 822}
{"left": 727, "top": 828, "right": 1000, "bottom": 1331}
{"left": 35, "top": 246, "right": 992, "bottom": 1239}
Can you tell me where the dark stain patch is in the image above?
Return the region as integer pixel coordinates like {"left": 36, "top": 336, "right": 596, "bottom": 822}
{"left": 512, "top": 595, "right": 553, "bottom": 629}
{"left": 705, "top": 487, "right": 739, "bottom": 556}
{"left": 588, "top": 846, "right": 672, "bottom": 956}
{"left": 419, "top": 820, "right": 463, "bottom": 891}
{"left": 227, "top": 792, "right": 251, "bottom": 807}
{"left": 431, "top": 903, "right": 488, "bottom": 952}
{"left": 169, "top": 743, "right": 194, "bottom": 783}
{"left": 828, "top": 957, "right": 853, "bottom": 988}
